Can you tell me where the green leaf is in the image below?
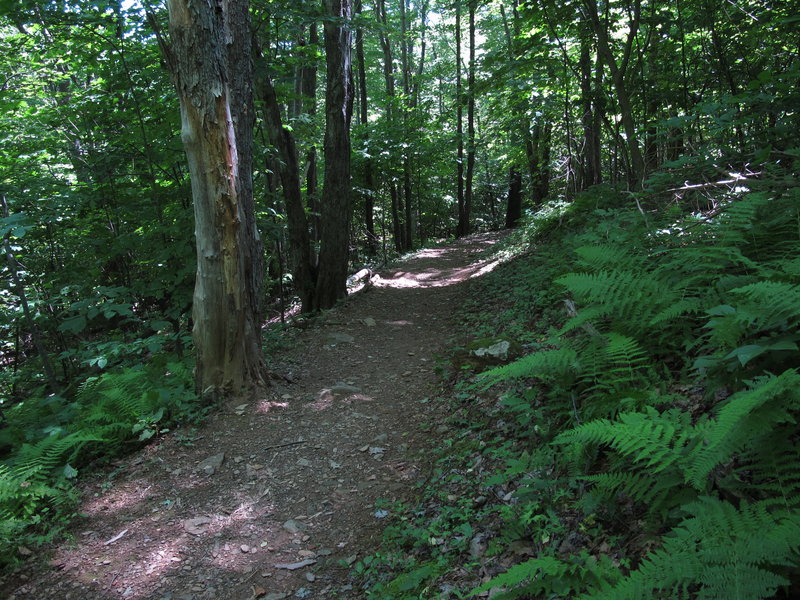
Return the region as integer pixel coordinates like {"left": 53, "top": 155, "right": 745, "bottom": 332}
{"left": 63, "top": 464, "right": 78, "bottom": 479}
{"left": 58, "top": 315, "right": 87, "bottom": 333}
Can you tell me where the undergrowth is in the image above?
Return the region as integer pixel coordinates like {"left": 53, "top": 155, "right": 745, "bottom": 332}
{"left": 0, "top": 354, "right": 201, "bottom": 561}
{"left": 353, "top": 173, "right": 800, "bottom": 598}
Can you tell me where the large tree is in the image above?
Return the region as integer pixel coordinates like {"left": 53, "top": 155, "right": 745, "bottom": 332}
{"left": 162, "top": 0, "right": 267, "bottom": 397}
{"left": 314, "top": 0, "right": 355, "bottom": 310}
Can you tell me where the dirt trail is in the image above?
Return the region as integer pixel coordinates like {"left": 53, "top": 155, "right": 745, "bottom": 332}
{"left": 3, "top": 232, "right": 503, "bottom": 600}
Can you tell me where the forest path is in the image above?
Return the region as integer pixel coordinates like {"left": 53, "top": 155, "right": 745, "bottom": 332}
{"left": 4, "top": 232, "right": 504, "bottom": 600}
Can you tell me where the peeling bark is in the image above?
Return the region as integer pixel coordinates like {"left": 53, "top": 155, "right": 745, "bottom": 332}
{"left": 164, "top": 0, "right": 266, "bottom": 398}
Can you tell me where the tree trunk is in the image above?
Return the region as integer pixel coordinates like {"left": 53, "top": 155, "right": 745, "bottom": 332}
{"left": 314, "top": 0, "right": 354, "bottom": 311}
{"left": 582, "top": 0, "right": 645, "bottom": 190}
{"left": 530, "top": 122, "right": 552, "bottom": 206}
{"left": 455, "top": 0, "right": 466, "bottom": 237}
{"left": 256, "top": 71, "right": 317, "bottom": 313}
{"left": 300, "top": 24, "right": 321, "bottom": 244}
{"left": 355, "top": 0, "right": 377, "bottom": 254}
{"left": 164, "top": 0, "right": 266, "bottom": 397}
{"left": 579, "top": 31, "right": 602, "bottom": 189}
{"left": 463, "top": 0, "right": 476, "bottom": 236}
{"left": 400, "top": 0, "right": 414, "bottom": 249}
{"left": 375, "top": 0, "right": 403, "bottom": 251}
{"left": 504, "top": 168, "right": 523, "bottom": 228}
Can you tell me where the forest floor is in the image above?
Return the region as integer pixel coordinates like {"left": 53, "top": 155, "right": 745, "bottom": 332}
{"left": 2, "top": 232, "right": 506, "bottom": 600}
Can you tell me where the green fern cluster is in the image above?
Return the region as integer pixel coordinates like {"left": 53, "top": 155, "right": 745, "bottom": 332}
{"left": 0, "top": 356, "right": 195, "bottom": 562}
{"left": 472, "top": 190, "right": 800, "bottom": 599}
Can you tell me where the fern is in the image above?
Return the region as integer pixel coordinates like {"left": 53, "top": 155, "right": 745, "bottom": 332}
{"left": 476, "top": 347, "right": 579, "bottom": 390}
{"left": 582, "top": 497, "right": 800, "bottom": 600}
{"left": 556, "top": 270, "right": 680, "bottom": 337}
{"left": 574, "top": 244, "right": 644, "bottom": 272}
{"left": 686, "top": 369, "right": 800, "bottom": 489}
{"left": 471, "top": 552, "right": 619, "bottom": 599}
{"left": 7, "top": 431, "right": 105, "bottom": 483}
{"left": 555, "top": 407, "right": 699, "bottom": 480}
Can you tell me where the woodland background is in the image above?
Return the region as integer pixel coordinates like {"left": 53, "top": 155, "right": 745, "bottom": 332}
{"left": 1, "top": 0, "right": 799, "bottom": 597}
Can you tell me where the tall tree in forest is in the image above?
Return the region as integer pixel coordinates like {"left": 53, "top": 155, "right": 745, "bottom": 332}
{"left": 354, "top": 0, "right": 378, "bottom": 254}
{"left": 375, "top": 0, "right": 405, "bottom": 252}
{"left": 257, "top": 67, "right": 317, "bottom": 313}
{"left": 455, "top": 0, "right": 466, "bottom": 237}
{"left": 314, "top": 0, "right": 355, "bottom": 310}
{"left": 160, "top": 0, "right": 266, "bottom": 397}
{"left": 463, "top": 0, "right": 476, "bottom": 236}
{"left": 581, "top": 0, "right": 645, "bottom": 189}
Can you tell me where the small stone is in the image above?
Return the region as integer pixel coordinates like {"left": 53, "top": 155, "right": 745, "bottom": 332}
{"left": 469, "top": 534, "right": 486, "bottom": 560}
{"left": 283, "top": 519, "right": 307, "bottom": 534}
{"left": 305, "top": 572, "right": 316, "bottom": 582}
{"left": 362, "top": 317, "right": 376, "bottom": 326}
{"left": 183, "top": 517, "right": 212, "bottom": 536}
{"left": 196, "top": 453, "right": 225, "bottom": 475}
{"left": 241, "top": 545, "right": 251, "bottom": 553}
{"left": 274, "top": 559, "right": 316, "bottom": 570}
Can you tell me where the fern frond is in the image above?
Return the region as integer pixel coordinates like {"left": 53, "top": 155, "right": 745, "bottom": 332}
{"left": 7, "top": 431, "right": 105, "bottom": 483}
{"left": 475, "top": 348, "right": 579, "bottom": 390}
{"left": 574, "top": 245, "right": 643, "bottom": 272}
{"left": 557, "top": 270, "right": 681, "bottom": 336}
{"left": 584, "top": 497, "right": 800, "bottom": 600}
{"left": 730, "top": 281, "right": 800, "bottom": 330}
{"left": 555, "top": 407, "right": 694, "bottom": 474}
{"left": 687, "top": 369, "right": 800, "bottom": 489}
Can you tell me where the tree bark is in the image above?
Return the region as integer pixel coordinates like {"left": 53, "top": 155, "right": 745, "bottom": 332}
{"left": 314, "top": 0, "right": 354, "bottom": 310}
{"left": 463, "top": 0, "right": 476, "bottom": 236}
{"left": 256, "top": 70, "right": 317, "bottom": 313}
{"left": 355, "top": 0, "right": 378, "bottom": 254}
{"left": 504, "top": 168, "right": 523, "bottom": 228}
{"left": 582, "top": 0, "right": 645, "bottom": 189}
{"left": 579, "top": 30, "right": 602, "bottom": 189}
{"left": 455, "top": 0, "right": 466, "bottom": 237}
{"left": 400, "top": 0, "right": 414, "bottom": 249}
{"left": 163, "top": 0, "right": 266, "bottom": 397}
{"left": 375, "top": 0, "right": 404, "bottom": 250}
{"left": 299, "top": 24, "right": 321, "bottom": 243}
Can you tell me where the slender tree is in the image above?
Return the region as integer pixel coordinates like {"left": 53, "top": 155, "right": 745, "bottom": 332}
{"left": 463, "top": 0, "right": 476, "bottom": 236}
{"left": 355, "top": 0, "right": 378, "bottom": 254}
{"left": 315, "top": 0, "right": 355, "bottom": 310}
{"left": 455, "top": 0, "right": 466, "bottom": 237}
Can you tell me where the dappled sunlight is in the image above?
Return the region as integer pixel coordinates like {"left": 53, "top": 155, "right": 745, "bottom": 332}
{"left": 256, "top": 399, "right": 289, "bottom": 414}
{"left": 312, "top": 388, "right": 375, "bottom": 411}
{"left": 414, "top": 248, "right": 449, "bottom": 258}
{"left": 374, "top": 237, "right": 508, "bottom": 290}
{"left": 82, "top": 478, "right": 154, "bottom": 516}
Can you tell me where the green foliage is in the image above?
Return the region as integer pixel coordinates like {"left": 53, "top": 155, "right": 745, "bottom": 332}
{"left": 0, "top": 356, "right": 197, "bottom": 563}
{"left": 584, "top": 498, "right": 800, "bottom": 600}
{"left": 463, "top": 179, "right": 800, "bottom": 599}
